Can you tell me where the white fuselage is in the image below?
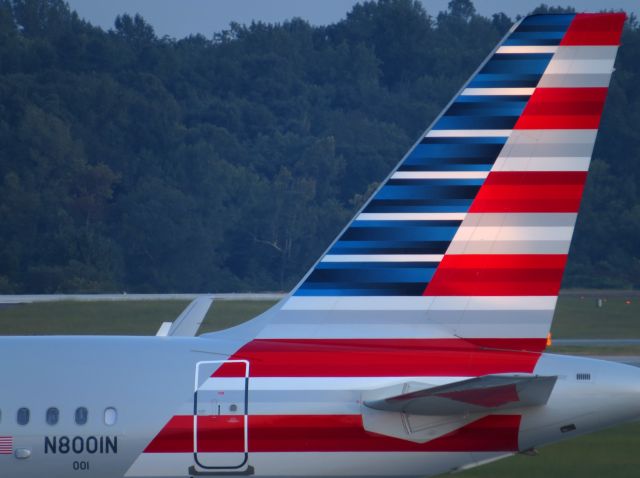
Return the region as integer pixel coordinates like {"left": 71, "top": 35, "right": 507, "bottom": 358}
{"left": 0, "top": 336, "right": 639, "bottom": 478}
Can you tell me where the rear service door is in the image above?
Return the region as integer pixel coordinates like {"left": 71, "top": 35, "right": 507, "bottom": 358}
{"left": 193, "top": 360, "right": 249, "bottom": 472}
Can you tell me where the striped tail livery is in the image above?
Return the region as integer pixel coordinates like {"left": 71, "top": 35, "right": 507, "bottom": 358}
{"left": 2, "top": 12, "right": 639, "bottom": 478}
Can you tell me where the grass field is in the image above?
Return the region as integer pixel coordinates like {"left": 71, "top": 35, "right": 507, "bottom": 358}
{"left": 462, "top": 421, "right": 640, "bottom": 478}
{"left": 551, "top": 295, "right": 640, "bottom": 339}
{"left": 0, "top": 294, "right": 638, "bottom": 338}
{"left": 1, "top": 294, "right": 640, "bottom": 477}
{"left": 0, "top": 299, "right": 276, "bottom": 335}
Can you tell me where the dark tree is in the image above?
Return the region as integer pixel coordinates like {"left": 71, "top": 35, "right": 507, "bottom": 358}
{"left": 0, "top": 1, "right": 638, "bottom": 292}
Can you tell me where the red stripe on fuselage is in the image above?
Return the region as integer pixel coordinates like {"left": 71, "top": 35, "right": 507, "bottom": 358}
{"left": 144, "top": 414, "right": 521, "bottom": 453}
{"left": 469, "top": 171, "right": 587, "bottom": 213}
{"left": 198, "top": 416, "right": 245, "bottom": 452}
{"left": 424, "top": 254, "right": 567, "bottom": 296}
{"left": 145, "top": 415, "right": 192, "bottom": 453}
{"left": 215, "top": 361, "right": 248, "bottom": 377}
{"left": 514, "top": 88, "right": 608, "bottom": 130}
{"left": 217, "top": 338, "right": 544, "bottom": 378}
{"left": 561, "top": 13, "right": 626, "bottom": 46}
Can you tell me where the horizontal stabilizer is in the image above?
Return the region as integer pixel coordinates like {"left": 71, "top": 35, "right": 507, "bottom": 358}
{"left": 364, "top": 374, "right": 557, "bottom": 416}
{"left": 156, "top": 296, "right": 214, "bottom": 337}
{"left": 155, "top": 322, "right": 173, "bottom": 337}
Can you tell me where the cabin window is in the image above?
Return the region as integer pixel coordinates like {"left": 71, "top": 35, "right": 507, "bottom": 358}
{"left": 104, "top": 407, "right": 117, "bottom": 426}
{"left": 46, "top": 407, "right": 59, "bottom": 426}
{"left": 17, "top": 407, "right": 30, "bottom": 425}
{"left": 75, "top": 407, "right": 88, "bottom": 425}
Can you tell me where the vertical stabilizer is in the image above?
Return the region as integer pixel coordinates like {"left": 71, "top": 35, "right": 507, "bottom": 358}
{"left": 252, "top": 14, "right": 626, "bottom": 349}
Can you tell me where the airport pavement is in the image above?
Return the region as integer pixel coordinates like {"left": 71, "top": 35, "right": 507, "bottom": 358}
{"left": 0, "top": 293, "right": 286, "bottom": 304}
{"left": 586, "top": 356, "right": 640, "bottom": 366}
{"left": 555, "top": 339, "right": 640, "bottom": 346}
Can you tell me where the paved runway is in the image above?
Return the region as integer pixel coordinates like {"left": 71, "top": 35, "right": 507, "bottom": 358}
{"left": 583, "top": 356, "right": 640, "bottom": 366}
{"left": 555, "top": 339, "right": 640, "bottom": 346}
{"left": 0, "top": 293, "right": 286, "bottom": 304}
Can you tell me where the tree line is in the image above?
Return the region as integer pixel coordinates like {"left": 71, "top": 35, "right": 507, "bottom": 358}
{"left": 0, "top": 0, "right": 639, "bottom": 293}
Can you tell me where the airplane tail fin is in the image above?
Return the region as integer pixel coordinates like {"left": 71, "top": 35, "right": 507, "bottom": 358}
{"left": 253, "top": 13, "right": 626, "bottom": 350}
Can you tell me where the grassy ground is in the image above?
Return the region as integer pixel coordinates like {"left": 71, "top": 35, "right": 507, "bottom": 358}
{"left": 551, "top": 295, "right": 640, "bottom": 339}
{"left": 461, "top": 421, "right": 640, "bottom": 478}
{"left": 0, "top": 299, "right": 276, "bottom": 335}
{"left": 0, "top": 294, "right": 638, "bottom": 338}
{"left": 1, "top": 294, "right": 639, "bottom": 477}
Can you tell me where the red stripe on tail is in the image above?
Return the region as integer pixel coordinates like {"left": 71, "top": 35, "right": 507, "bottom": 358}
{"left": 469, "top": 171, "right": 587, "bottom": 213}
{"left": 514, "top": 88, "right": 608, "bottom": 130}
{"left": 424, "top": 254, "right": 567, "bottom": 296}
{"left": 561, "top": 13, "right": 626, "bottom": 46}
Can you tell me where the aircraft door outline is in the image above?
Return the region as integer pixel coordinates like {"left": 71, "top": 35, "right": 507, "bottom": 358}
{"left": 192, "top": 360, "right": 250, "bottom": 472}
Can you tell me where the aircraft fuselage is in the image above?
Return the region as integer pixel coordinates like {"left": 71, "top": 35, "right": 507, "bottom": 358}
{"left": 1, "top": 336, "right": 639, "bottom": 478}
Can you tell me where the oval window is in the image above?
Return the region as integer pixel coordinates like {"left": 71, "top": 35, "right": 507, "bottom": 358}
{"left": 104, "top": 407, "right": 117, "bottom": 426}
{"left": 75, "top": 407, "right": 88, "bottom": 425}
{"left": 17, "top": 407, "right": 30, "bottom": 425}
{"left": 46, "top": 407, "right": 59, "bottom": 426}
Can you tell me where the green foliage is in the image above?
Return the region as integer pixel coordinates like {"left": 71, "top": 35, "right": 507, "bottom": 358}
{"left": 0, "top": 0, "right": 639, "bottom": 292}
{"left": 529, "top": 4, "right": 576, "bottom": 15}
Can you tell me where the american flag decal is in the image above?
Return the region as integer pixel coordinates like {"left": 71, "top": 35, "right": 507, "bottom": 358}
{"left": 0, "top": 436, "right": 13, "bottom": 454}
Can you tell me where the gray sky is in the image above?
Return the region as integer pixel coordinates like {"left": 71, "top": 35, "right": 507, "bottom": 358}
{"left": 65, "top": 0, "right": 640, "bottom": 39}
